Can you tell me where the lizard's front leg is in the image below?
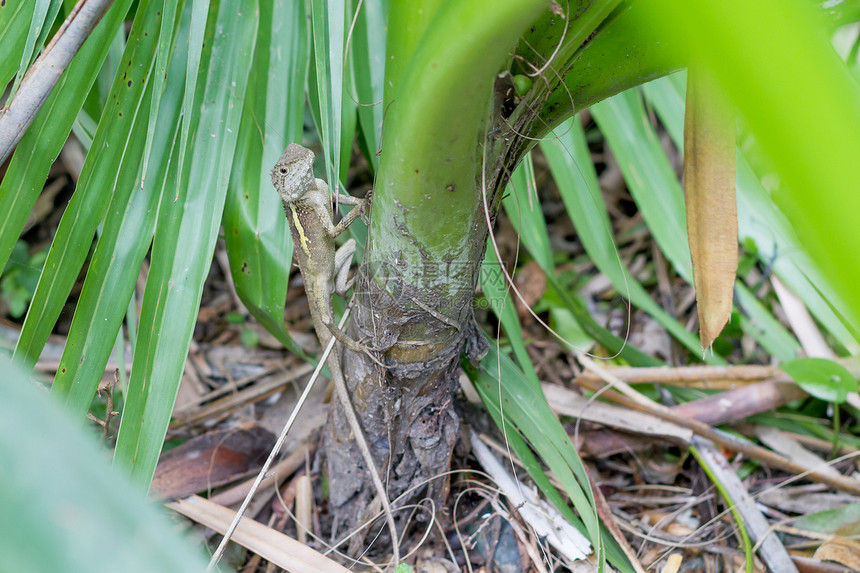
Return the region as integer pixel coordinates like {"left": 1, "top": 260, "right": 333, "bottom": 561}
{"left": 324, "top": 237, "right": 387, "bottom": 362}
{"left": 327, "top": 193, "right": 371, "bottom": 238}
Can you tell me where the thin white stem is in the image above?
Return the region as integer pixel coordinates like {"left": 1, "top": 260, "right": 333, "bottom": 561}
{"left": 206, "top": 310, "right": 349, "bottom": 571}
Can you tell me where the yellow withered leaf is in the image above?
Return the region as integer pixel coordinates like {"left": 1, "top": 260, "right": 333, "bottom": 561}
{"left": 684, "top": 66, "right": 738, "bottom": 352}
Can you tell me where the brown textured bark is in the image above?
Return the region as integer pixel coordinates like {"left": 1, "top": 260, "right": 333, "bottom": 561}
{"left": 323, "top": 335, "right": 462, "bottom": 541}
{"left": 323, "top": 263, "right": 479, "bottom": 549}
{"left": 321, "top": 70, "right": 538, "bottom": 553}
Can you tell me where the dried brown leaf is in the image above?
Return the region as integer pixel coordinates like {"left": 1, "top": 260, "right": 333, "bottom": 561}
{"left": 814, "top": 536, "right": 860, "bottom": 570}
{"left": 150, "top": 423, "right": 275, "bottom": 500}
{"left": 684, "top": 66, "right": 738, "bottom": 350}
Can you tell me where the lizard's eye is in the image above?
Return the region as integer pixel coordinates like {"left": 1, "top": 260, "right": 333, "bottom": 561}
{"left": 280, "top": 167, "right": 287, "bottom": 174}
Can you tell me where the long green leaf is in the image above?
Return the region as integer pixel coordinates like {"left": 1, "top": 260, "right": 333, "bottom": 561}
{"left": 476, "top": 377, "right": 586, "bottom": 528}
{"left": 50, "top": 80, "right": 153, "bottom": 402}
{"left": 0, "top": 0, "right": 34, "bottom": 94}
{"left": 339, "top": 37, "right": 357, "bottom": 180}
{"left": 483, "top": 160, "right": 553, "bottom": 387}
{"left": 502, "top": 154, "right": 551, "bottom": 269}
{"left": 140, "top": 0, "right": 180, "bottom": 183}
{"left": 591, "top": 90, "right": 692, "bottom": 283}
{"left": 114, "top": 0, "right": 258, "bottom": 488}
{"left": 175, "top": 0, "right": 210, "bottom": 197}
{"left": 649, "top": 0, "right": 860, "bottom": 332}
{"left": 469, "top": 347, "right": 637, "bottom": 572}
{"left": 542, "top": 117, "right": 723, "bottom": 362}
{"left": 309, "top": 0, "right": 346, "bottom": 189}
{"left": 94, "top": 24, "right": 127, "bottom": 109}
{"left": 472, "top": 374, "right": 635, "bottom": 573}
{"left": 642, "top": 74, "right": 857, "bottom": 352}
{"left": 53, "top": 15, "right": 189, "bottom": 418}
{"left": 32, "top": 0, "right": 60, "bottom": 48}
{"left": 351, "top": 0, "right": 386, "bottom": 169}
{"left": 501, "top": 153, "right": 660, "bottom": 366}
{"left": 14, "top": 0, "right": 161, "bottom": 368}
{"left": 0, "top": 0, "right": 132, "bottom": 278}
{"left": 467, "top": 343, "right": 620, "bottom": 572}
{"left": 223, "top": 0, "right": 307, "bottom": 357}
{"left": 9, "top": 0, "right": 61, "bottom": 97}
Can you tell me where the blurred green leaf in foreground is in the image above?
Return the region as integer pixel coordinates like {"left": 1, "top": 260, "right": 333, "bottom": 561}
{"left": 0, "top": 354, "right": 209, "bottom": 573}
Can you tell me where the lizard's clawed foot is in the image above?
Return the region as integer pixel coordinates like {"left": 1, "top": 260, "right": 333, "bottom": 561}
{"left": 358, "top": 190, "right": 372, "bottom": 225}
{"left": 325, "top": 322, "right": 387, "bottom": 368}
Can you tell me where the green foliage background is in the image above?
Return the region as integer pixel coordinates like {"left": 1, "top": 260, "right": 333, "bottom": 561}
{"left": 2, "top": 0, "right": 859, "bottom": 569}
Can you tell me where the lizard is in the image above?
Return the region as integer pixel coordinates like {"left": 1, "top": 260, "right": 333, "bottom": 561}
{"left": 271, "top": 143, "right": 399, "bottom": 565}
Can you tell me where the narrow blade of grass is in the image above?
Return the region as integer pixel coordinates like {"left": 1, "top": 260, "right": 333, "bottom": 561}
{"left": 32, "top": 0, "right": 59, "bottom": 48}
{"left": 480, "top": 245, "right": 543, "bottom": 392}
{"left": 0, "top": 0, "right": 132, "bottom": 281}
{"left": 339, "top": 48, "right": 358, "bottom": 180}
{"left": 310, "top": 0, "right": 346, "bottom": 189}
{"left": 14, "top": 0, "right": 161, "bottom": 368}
{"left": 53, "top": 15, "right": 189, "bottom": 418}
{"left": 139, "top": 0, "right": 179, "bottom": 182}
{"left": 502, "top": 153, "right": 551, "bottom": 270}
{"left": 466, "top": 343, "right": 641, "bottom": 573}
{"left": 501, "top": 153, "right": 661, "bottom": 366}
{"left": 114, "top": 0, "right": 258, "bottom": 488}
{"left": 51, "top": 80, "right": 153, "bottom": 406}
{"left": 591, "top": 89, "right": 692, "bottom": 283}
{"left": 351, "top": 0, "right": 386, "bottom": 170}
{"left": 223, "top": 0, "right": 308, "bottom": 358}
{"left": 94, "top": 25, "right": 127, "bottom": 109}
{"left": 541, "top": 117, "right": 723, "bottom": 362}
{"left": 0, "top": 0, "right": 32, "bottom": 91}
{"left": 174, "top": 0, "right": 210, "bottom": 195}
{"left": 9, "top": 0, "right": 61, "bottom": 97}
{"left": 643, "top": 74, "right": 858, "bottom": 352}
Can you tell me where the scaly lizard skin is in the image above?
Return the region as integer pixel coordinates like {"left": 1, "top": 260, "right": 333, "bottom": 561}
{"left": 271, "top": 143, "right": 398, "bottom": 564}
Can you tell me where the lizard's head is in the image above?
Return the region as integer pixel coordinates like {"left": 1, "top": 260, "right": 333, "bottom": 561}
{"left": 271, "top": 143, "right": 315, "bottom": 202}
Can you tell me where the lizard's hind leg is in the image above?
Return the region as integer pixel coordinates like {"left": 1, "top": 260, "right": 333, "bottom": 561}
{"left": 326, "top": 321, "right": 387, "bottom": 368}
{"left": 333, "top": 238, "right": 357, "bottom": 296}
{"left": 327, "top": 238, "right": 387, "bottom": 367}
